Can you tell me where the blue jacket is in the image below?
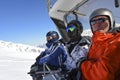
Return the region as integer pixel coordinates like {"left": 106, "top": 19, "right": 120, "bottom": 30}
{"left": 39, "top": 42, "right": 67, "bottom": 68}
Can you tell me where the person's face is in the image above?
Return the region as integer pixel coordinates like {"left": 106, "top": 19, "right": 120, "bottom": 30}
{"left": 90, "top": 16, "right": 110, "bottom": 33}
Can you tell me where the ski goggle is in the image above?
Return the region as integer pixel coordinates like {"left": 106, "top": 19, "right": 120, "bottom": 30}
{"left": 46, "top": 36, "right": 53, "bottom": 41}
{"left": 66, "top": 25, "right": 76, "bottom": 32}
{"left": 90, "top": 18, "right": 108, "bottom": 25}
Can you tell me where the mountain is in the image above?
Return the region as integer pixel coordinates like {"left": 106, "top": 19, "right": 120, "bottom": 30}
{"left": 82, "top": 29, "right": 93, "bottom": 36}
{"left": 0, "top": 40, "right": 45, "bottom": 52}
{"left": 0, "top": 40, "right": 45, "bottom": 59}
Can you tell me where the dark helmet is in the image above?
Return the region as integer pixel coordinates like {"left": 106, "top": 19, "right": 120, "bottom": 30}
{"left": 89, "top": 8, "right": 115, "bottom": 31}
{"left": 46, "top": 31, "right": 59, "bottom": 43}
{"left": 66, "top": 20, "right": 83, "bottom": 41}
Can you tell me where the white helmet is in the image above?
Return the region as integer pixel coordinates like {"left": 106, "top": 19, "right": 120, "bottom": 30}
{"left": 89, "top": 8, "right": 115, "bottom": 31}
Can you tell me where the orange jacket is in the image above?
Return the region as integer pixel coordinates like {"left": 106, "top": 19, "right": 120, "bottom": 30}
{"left": 81, "top": 32, "right": 120, "bottom": 80}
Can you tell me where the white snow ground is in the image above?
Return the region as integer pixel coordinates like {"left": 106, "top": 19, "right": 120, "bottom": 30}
{"left": 0, "top": 41, "right": 45, "bottom": 80}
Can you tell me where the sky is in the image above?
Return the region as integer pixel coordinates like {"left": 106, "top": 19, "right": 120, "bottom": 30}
{"left": 0, "top": 0, "right": 58, "bottom": 46}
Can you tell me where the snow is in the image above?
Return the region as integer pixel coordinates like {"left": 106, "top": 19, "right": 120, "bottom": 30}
{"left": 0, "top": 40, "right": 45, "bottom": 80}
{"left": 82, "top": 29, "right": 93, "bottom": 36}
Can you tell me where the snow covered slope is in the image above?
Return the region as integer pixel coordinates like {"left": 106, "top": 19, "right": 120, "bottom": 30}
{"left": 82, "top": 29, "right": 92, "bottom": 36}
{"left": 0, "top": 40, "right": 45, "bottom": 59}
{"left": 0, "top": 41, "right": 45, "bottom": 80}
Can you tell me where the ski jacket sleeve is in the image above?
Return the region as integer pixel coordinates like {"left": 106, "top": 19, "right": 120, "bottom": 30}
{"left": 40, "top": 49, "right": 50, "bottom": 57}
{"left": 39, "top": 44, "right": 67, "bottom": 66}
{"left": 81, "top": 33, "right": 120, "bottom": 80}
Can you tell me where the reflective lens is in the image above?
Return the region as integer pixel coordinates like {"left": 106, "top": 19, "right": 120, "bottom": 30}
{"left": 66, "top": 25, "right": 76, "bottom": 32}
{"left": 46, "top": 36, "right": 52, "bottom": 41}
{"left": 90, "top": 18, "right": 108, "bottom": 25}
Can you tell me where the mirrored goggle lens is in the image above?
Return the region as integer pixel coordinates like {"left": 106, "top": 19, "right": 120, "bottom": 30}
{"left": 66, "top": 25, "right": 76, "bottom": 32}
{"left": 46, "top": 36, "right": 52, "bottom": 41}
{"left": 90, "top": 18, "right": 108, "bottom": 25}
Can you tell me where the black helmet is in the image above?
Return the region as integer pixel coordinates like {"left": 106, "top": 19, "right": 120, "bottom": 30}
{"left": 66, "top": 20, "right": 83, "bottom": 41}
{"left": 89, "top": 8, "right": 115, "bottom": 31}
{"left": 46, "top": 31, "right": 59, "bottom": 43}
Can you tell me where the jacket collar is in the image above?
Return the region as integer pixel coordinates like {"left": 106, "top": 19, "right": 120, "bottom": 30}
{"left": 92, "top": 32, "right": 114, "bottom": 42}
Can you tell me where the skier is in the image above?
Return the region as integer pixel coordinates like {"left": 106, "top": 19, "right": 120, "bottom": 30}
{"left": 64, "top": 20, "right": 91, "bottom": 80}
{"left": 29, "top": 31, "right": 67, "bottom": 80}
{"left": 78, "top": 8, "right": 120, "bottom": 80}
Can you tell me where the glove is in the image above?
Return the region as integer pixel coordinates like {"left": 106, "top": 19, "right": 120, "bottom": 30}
{"left": 61, "top": 64, "right": 67, "bottom": 73}
{"left": 31, "top": 65, "right": 39, "bottom": 72}
{"left": 28, "top": 64, "right": 39, "bottom": 76}
{"left": 66, "top": 68, "right": 78, "bottom": 80}
{"left": 77, "top": 57, "right": 86, "bottom": 69}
